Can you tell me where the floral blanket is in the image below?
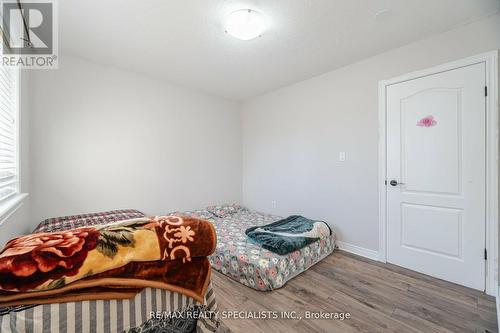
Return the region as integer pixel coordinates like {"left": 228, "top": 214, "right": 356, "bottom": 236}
{"left": 0, "top": 216, "right": 216, "bottom": 306}
{"left": 172, "top": 207, "right": 336, "bottom": 291}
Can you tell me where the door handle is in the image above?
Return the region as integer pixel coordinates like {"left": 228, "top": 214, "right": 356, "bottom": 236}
{"left": 389, "top": 180, "right": 405, "bottom": 186}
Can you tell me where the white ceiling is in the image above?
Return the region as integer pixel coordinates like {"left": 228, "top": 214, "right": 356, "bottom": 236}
{"left": 60, "top": 0, "right": 499, "bottom": 101}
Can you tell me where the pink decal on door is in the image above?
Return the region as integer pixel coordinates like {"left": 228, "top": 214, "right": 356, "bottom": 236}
{"left": 417, "top": 115, "right": 437, "bottom": 127}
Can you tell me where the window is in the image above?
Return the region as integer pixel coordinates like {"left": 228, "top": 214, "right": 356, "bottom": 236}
{"left": 0, "top": 65, "right": 22, "bottom": 212}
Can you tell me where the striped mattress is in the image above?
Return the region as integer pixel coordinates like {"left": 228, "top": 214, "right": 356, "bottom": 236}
{"left": 0, "top": 283, "right": 219, "bottom": 333}
{"left": 2, "top": 210, "right": 221, "bottom": 332}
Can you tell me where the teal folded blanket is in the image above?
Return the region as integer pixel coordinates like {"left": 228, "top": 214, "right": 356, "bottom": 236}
{"left": 245, "top": 215, "right": 332, "bottom": 255}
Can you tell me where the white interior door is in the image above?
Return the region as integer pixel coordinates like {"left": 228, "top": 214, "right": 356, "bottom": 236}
{"left": 386, "top": 62, "right": 486, "bottom": 290}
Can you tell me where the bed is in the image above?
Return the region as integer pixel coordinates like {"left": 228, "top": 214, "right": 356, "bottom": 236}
{"left": 0, "top": 210, "right": 221, "bottom": 333}
{"left": 0, "top": 283, "right": 218, "bottom": 333}
{"left": 171, "top": 206, "right": 336, "bottom": 291}
{"left": 32, "top": 209, "right": 147, "bottom": 233}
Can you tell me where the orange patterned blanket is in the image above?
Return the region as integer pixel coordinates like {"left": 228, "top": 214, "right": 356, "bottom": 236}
{"left": 0, "top": 215, "right": 216, "bottom": 305}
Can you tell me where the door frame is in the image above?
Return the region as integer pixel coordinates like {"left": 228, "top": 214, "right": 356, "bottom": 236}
{"left": 378, "top": 51, "right": 499, "bottom": 296}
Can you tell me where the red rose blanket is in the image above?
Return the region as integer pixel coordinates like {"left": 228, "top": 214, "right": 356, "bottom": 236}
{"left": 0, "top": 215, "right": 216, "bottom": 306}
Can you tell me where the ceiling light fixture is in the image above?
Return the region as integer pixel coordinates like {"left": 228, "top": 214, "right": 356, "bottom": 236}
{"left": 225, "top": 9, "right": 266, "bottom": 41}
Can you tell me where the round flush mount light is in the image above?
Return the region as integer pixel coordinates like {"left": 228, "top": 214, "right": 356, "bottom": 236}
{"left": 374, "top": 9, "right": 392, "bottom": 21}
{"left": 225, "top": 9, "right": 266, "bottom": 40}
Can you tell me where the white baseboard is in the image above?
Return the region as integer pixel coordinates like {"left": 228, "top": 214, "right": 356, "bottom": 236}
{"left": 497, "top": 289, "right": 500, "bottom": 331}
{"left": 336, "top": 241, "right": 379, "bottom": 261}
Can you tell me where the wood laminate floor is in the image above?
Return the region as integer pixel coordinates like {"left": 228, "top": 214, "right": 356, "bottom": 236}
{"left": 212, "top": 250, "right": 497, "bottom": 333}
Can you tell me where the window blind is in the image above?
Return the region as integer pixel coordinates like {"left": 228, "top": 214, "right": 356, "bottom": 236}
{"left": 0, "top": 65, "right": 18, "bottom": 203}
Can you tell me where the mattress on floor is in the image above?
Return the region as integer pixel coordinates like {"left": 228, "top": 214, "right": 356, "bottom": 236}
{"left": 33, "top": 209, "right": 146, "bottom": 233}
{"left": 0, "top": 283, "right": 219, "bottom": 333}
{"left": 175, "top": 208, "right": 336, "bottom": 291}
{"left": 23, "top": 210, "right": 219, "bottom": 332}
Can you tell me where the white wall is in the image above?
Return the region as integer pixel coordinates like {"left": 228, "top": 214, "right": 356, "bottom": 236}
{"left": 242, "top": 14, "right": 500, "bottom": 251}
{"left": 30, "top": 56, "right": 242, "bottom": 221}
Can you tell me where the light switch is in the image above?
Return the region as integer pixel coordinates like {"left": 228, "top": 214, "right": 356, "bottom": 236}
{"left": 339, "top": 152, "right": 346, "bottom": 162}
